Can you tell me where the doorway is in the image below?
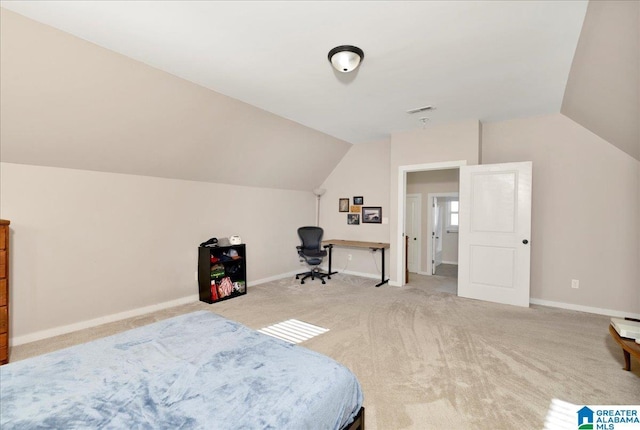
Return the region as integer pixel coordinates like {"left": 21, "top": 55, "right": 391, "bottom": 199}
{"left": 428, "top": 193, "right": 459, "bottom": 278}
{"left": 404, "top": 167, "right": 460, "bottom": 281}
{"left": 398, "top": 160, "right": 532, "bottom": 308}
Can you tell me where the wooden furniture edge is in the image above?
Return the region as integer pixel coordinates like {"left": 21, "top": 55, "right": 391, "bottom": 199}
{"left": 609, "top": 324, "right": 640, "bottom": 372}
{"left": 323, "top": 239, "right": 389, "bottom": 249}
{"left": 344, "top": 406, "right": 364, "bottom": 430}
{"left": 0, "top": 219, "right": 8, "bottom": 365}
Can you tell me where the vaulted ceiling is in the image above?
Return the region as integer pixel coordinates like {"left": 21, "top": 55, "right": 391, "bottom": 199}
{"left": 1, "top": 1, "right": 637, "bottom": 191}
{"left": 1, "top": 1, "right": 588, "bottom": 144}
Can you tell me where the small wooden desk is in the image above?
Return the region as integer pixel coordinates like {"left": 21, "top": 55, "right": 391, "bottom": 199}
{"left": 322, "top": 239, "right": 390, "bottom": 287}
{"left": 609, "top": 324, "right": 640, "bottom": 371}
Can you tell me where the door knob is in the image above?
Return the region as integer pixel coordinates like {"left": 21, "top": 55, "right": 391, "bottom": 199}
{"left": 413, "top": 238, "right": 417, "bottom": 240}
{"left": 522, "top": 239, "right": 529, "bottom": 244}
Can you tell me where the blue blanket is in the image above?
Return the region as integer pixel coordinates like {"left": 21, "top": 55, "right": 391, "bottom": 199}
{"left": 0, "top": 311, "right": 363, "bottom": 429}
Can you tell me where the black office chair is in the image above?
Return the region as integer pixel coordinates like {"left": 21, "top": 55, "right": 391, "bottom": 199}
{"left": 295, "top": 226, "right": 330, "bottom": 284}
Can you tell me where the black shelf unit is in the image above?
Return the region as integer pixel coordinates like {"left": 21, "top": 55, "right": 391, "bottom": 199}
{"left": 198, "top": 244, "right": 247, "bottom": 304}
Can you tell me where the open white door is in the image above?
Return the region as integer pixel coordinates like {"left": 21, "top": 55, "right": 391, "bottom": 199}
{"left": 458, "top": 161, "right": 532, "bottom": 307}
{"left": 406, "top": 194, "right": 421, "bottom": 273}
{"left": 432, "top": 197, "right": 444, "bottom": 274}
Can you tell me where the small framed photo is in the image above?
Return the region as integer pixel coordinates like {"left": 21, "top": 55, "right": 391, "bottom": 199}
{"left": 350, "top": 205, "right": 361, "bottom": 213}
{"left": 362, "top": 206, "right": 382, "bottom": 223}
{"left": 339, "top": 198, "right": 349, "bottom": 212}
{"left": 347, "top": 214, "right": 360, "bottom": 225}
{"left": 353, "top": 196, "right": 363, "bottom": 205}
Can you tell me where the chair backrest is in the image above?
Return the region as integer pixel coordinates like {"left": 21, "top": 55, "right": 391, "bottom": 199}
{"left": 298, "top": 226, "right": 324, "bottom": 252}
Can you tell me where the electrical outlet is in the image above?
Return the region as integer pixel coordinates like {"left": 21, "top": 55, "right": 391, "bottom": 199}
{"left": 571, "top": 279, "right": 579, "bottom": 289}
{"left": 348, "top": 254, "right": 352, "bottom": 261}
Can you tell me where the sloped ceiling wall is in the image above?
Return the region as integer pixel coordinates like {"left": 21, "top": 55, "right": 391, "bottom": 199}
{"left": 0, "top": 9, "right": 351, "bottom": 191}
{"left": 561, "top": 0, "right": 640, "bottom": 161}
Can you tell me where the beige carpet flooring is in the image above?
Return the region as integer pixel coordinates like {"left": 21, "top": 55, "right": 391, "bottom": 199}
{"left": 434, "top": 263, "right": 458, "bottom": 279}
{"left": 9, "top": 274, "right": 640, "bottom": 429}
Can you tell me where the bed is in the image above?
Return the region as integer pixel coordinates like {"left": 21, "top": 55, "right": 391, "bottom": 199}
{"left": 0, "top": 311, "right": 364, "bottom": 429}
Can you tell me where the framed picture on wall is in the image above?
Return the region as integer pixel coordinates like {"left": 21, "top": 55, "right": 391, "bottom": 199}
{"left": 347, "top": 214, "right": 360, "bottom": 225}
{"left": 350, "top": 205, "right": 361, "bottom": 213}
{"left": 362, "top": 206, "right": 382, "bottom": 223}
{"left": 353, "top": 196, "right": 364, "bottom": 205}
{"left": 339, "top": 198, "right": 349, "bottom": 212}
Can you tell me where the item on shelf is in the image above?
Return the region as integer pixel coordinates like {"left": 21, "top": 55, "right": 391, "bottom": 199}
{"left": 226, "top": 264, "right": 240, "bottom": 275}
{"left": 210, "top": 281, "right": 219, "bottom": 301}
{"left": 218, "top": 237, "right": 231, "bottom": 247}
{"left": 200, "top": 237, "right": 218, "bottom": 247}
{"left": 229, "top": 235, "right": 242, "bottom": 245}
{"left": 210, "top": 255, "right": 219, "bottom": 263}
{"left": 210, "top": 264, "right": 225, "bottom": 279}
{"left": 218, "top": 277, "right": 233, "bottom": 298}
{"left": 233, "top": 281, "right": 246, "bottom": 293}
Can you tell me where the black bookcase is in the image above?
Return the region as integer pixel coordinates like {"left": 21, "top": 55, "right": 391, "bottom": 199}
{"left": 198, "top": 244, "right": 247, "bottom": 303}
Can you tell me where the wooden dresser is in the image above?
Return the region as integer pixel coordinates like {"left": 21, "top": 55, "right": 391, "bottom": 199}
{"left": 0, "top": 219, "right": 9, "bottom": 364}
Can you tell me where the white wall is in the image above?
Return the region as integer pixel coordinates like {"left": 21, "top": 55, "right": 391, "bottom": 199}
{"left": 389, "top": 120, "right": 481, "bottom": 284}
{"left": 0, "top": 162, "right": 315, "bottom": 343}
{"left": 561, "top": 0, "right": 640, "bottom": 160}
{"left": 0, "top": 9, "right": 351, "bottom": 191}
{"left": 319, "top": 120, "right": 479, "bottom": 284}
{"left": 318, "top": 140, "right": 391, "bottom": 278}
{"left": 482, "top": 113, "right": 640, "bottom": 314}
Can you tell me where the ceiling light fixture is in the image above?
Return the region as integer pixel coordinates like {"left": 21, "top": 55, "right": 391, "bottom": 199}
{"left": 328, "top": 45, "right": 364, "bottom": 73}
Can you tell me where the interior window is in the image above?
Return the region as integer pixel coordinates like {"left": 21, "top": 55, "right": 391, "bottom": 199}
{"left": 448, "top": 200, "right": 459, "bottom": 230}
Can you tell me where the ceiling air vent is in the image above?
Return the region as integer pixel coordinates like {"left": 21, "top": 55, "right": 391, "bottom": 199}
{"left": 406, "top": 105, "right": 434, "bottom": 114}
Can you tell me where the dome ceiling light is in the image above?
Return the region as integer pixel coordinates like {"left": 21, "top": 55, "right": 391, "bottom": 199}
{"left": 328, "top": 45, "right": 364, "bottom": 73}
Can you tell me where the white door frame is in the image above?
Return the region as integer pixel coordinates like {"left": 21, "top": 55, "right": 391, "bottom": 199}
{"left": 427, "top": 192, "right": 459, "bottom": 276}
{"left": 397, "top": 160, "right": 467, "bottom": 286}
{"left": 406, "top": 193, "right": 422, "bottom": 273}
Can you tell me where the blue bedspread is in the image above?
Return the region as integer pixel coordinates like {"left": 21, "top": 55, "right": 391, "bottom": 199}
{"left": 0, "top": 311, "right": 363, "bottom": 429}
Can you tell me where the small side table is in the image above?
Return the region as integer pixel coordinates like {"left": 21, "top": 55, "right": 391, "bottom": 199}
{"left": 609, "top": 324, "right": 640, "bottom": 371}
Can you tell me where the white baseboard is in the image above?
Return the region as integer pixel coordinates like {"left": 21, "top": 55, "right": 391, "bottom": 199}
{"left": 251, "top": 271, "right": 301, "bottom": 285}
{"left": 529, "top": 298, "right": 640, "bottom": 320}
{"left": 441, "top": 261, "right": 458, "bottom": 265}
{"left": 11, "top": 295, "right": 200, "bottom": 347}
{"left": 11, "top": 271, "right": 304, "bottom": 347}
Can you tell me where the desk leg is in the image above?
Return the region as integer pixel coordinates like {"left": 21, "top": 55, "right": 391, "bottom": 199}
{"left": 325, "top": 244, "right": 338, "bottom": 277}
{"left": 375, "top": 247, "right": 389, "bottom": 287}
